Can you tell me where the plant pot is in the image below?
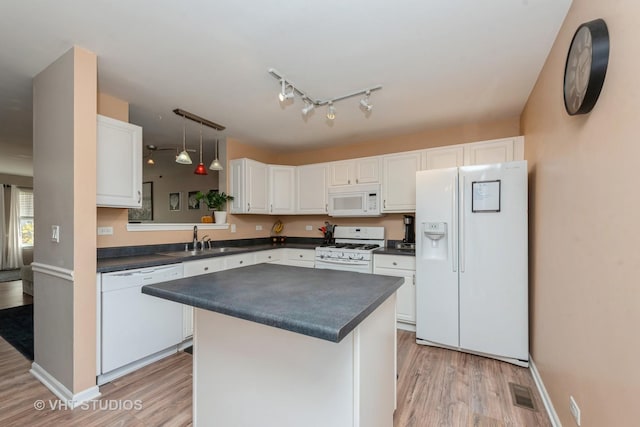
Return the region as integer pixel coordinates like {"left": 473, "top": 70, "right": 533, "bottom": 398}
{"left": 213, "top": 211, "right": 227, "bottom": 224}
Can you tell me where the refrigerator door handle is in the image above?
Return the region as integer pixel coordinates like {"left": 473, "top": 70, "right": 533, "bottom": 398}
{"left": 452, "top": 174, "right": 458, "bottom": 272}
{"left": 460, "top": 175, "right": 465, "bottom": 273}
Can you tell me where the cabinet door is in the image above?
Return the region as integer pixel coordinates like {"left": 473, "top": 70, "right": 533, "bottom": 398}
{"left": 269, "top": 165, "right": 296, "bottom": 214}
{"left": 382, "top": 152, "right": 422, "bottom": 212}
{"left": 464, "top": 137, "right": 517, "bottom": 166}
{"left": 96, "top": 115, "right": 142, "bottom": 208}
{"left": 247, "top": 160, "right": 269, "bottom": 214}
{"left": 355, "top": 157, "right": 380, "bottom": 184}
{"left": 423, "top": 146, "right": 464, "bottom": 170}
{"left": 373, "top": 256, "right": 416, "bottom": 325}
{"left": 183, "top": 305, "right": 194, "bottom": 339}
{"left": 329, "top": 161, "right": 354, "bottom": 186}
{"left": 224, "top": 253, "right": 256, "bottom": 269}
{"left": 296, "top": 164, "right": 328, "bottom": 214}
{"left": 183, "top": 257, "right": 225, "bottom": 278}
{"left": 229, "top": 159, "right": 245, "bottom": 213}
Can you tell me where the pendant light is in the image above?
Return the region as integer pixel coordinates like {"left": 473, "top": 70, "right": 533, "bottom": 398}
{"left": 209, "top": 139, "right": 223, "bottom": 171}
{"left": 194, "top": 123, "right": 208, "bottom": 175}
{"left": 176, "top": 116, "right": 193, "bottom": 164}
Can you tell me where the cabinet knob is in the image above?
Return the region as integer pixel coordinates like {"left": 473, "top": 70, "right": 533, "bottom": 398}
{"left": 270, "top": 204, "right": 273, "bottom": 212}
{"left": 393, "top": 262, "right": 397, "bottom": 266}
{"left": 348, "top": 179, "right": 351, "bottom": 184}
{"left": 268, "top": 256, "right": 272, "bottom": 259}
{"left": 383, "top": 199, "right": 386, "bottom": 208}
{"left": 356, "top": 179, "right": 359, "bottom": 184}
{"left": 137, "top": 190, "right": 141, "bottom": 204}
{"left": 239, "top": 260, "right": 244, "bottom": 264}
{"left": 248, "top": 203, "right": 251, "bottom": 212}
{"left": 299, "top": 254, "right": 303, "bottom": 258}
{"left": 204, "top": 267, "right": 209, "bottom": 271}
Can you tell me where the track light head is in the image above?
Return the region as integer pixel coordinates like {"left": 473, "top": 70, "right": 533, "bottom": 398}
{"left": 326, "top": 102, "right": 336, "bottom": 120}
{"left": 278, "top": 80, "right": 295, "bottom": 102}
{"left": 359, "top": 91, "right": 373, "bottom": 112}
{"left": 301, "top": 100, "right": 315, "bottom": 116}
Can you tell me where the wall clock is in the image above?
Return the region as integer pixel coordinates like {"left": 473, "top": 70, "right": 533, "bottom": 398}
{"left": 563, "top": 19, "right": 609, "bottom": 115}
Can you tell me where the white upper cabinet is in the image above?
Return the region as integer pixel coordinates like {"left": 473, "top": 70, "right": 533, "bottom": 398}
{"left": 423, "top": 145, "right": 464, "bottom": 170}
{"left": 329, "top": 157, "right": 380, "bottom": 186}
{"left": 96, "top": 115, "right": 142, "bottom": 208}
{"left": 381, "top": 151, "right": 422, "bottom": 212}
{"left": 229, "top": 158, "right": 269, "bottom": 214}
{"left": 463, "top": 136, "right": 524, "bottom": 166}
{"left": 296, "top": 163, "right": 328, "bottom": 214}
{"left": 268, "top": 165, "right": 296, "bottom": 215}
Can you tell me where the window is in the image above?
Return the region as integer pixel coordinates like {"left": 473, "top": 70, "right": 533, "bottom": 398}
{"left": 19, "top": 189, "right": 33, "bottom": 248}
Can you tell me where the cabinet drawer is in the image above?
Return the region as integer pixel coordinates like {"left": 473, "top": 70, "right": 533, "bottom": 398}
{"left": 374, "top": 254, "right": 415, "bottom": 270}
{"left": 224, "top": 253, "right": 256, "bottom": 269}
{"left": 183, "top": 257, "right": 225, "bottom": 278}
{"left": 286, "top": 249, "right": 315, "bottom": 262}
{"left": 255, "top": 249, "right": 283, "bottom": 263}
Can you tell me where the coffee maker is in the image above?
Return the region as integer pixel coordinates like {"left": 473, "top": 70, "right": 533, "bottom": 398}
{"left": 403, "top": 215, "right": 415, "bottom": 246}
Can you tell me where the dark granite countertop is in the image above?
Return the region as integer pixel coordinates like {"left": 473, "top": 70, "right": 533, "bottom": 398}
{"left": 142, "top": 264, "right": 403, "bottom": 343}
{"left": 97, "top": 242, "right": 319, "bottom": 273}
{"left": 374, "top": 247, "right": 416, "bottom": 256}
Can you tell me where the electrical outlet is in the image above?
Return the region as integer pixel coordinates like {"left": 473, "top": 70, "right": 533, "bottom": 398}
{"left": 97, "top": 226, "right": 113, "bottom": 236}
{"left": 256, "top": 225, "right": 263, "bottom": 231}
{"left": 569, "top": 396, "right": 581, "bottom": 426}
{"left": 231, "top": 224, "right": 237, "bottom": 233}
{"left": 305, "top": 225, "right": 313, "bottom": 231}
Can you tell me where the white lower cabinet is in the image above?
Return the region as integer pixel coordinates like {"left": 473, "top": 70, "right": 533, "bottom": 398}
{"left": 374, "top": 254, "right": 416, "bottom": 329}
{"left": 224, "top": 252, "right": 256, "bottom": 270}
{"left": 182, "top": 257, "right": 226, "bottom": 339}
{"left": 255, "top": 249, "right": 283, "bottom": 264}
{"left": 272, "top": 248, "right": 315, "bottom": 268}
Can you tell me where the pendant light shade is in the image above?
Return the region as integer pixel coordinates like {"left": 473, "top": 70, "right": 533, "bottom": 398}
{"left": 209, "top": 139, "right": 224, "bottom": 171}
{"left": 194, "top": 124, "right": 208, "bottom": 175}
{"left": 176, "top": 117, "right": 193, "bottom": 165}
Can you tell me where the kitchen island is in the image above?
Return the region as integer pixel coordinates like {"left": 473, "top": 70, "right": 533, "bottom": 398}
{"left": 142, "top": 263, "right": 403, "bottom": 427}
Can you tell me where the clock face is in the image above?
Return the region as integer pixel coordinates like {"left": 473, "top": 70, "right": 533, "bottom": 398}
{"left": 563, "top": 19, "right": 609, "bottom": 116}
{"left": 564, "top": 26, "right": 593, "bottom": 115}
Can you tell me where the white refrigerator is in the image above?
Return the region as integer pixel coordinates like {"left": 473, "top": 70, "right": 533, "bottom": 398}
{"left": 415, "top": 161, "right": 528, "bottom": 366}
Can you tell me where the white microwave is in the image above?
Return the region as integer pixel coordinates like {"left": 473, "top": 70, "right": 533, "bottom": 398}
{"left": 327, "top": 184, "right": 383, "bottom": 217}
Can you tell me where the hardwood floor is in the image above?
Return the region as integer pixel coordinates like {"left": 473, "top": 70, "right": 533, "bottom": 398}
{"left": 0, "top": 280, "right": 32, "bottom": 310}
{"left": 0, "top": 328, "right": 550, "bottom": 426}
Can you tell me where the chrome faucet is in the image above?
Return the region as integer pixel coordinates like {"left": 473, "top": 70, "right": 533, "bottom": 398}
{"left": 202, "top": 235, "right": 211, "bottom": 249}
{"left": 193, "top": 225, "right": 199, "bottom": 250}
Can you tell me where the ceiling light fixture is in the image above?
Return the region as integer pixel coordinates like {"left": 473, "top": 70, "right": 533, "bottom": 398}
{"left": 175, "top": 116, "right": 193, "bottom": 164}
{"left": 194, "top": 124, "right": 208, "bottom": 175}
{"left": 209, "top": 139, "right": 224, "bottom": 171}
{"left": 301, "top": 99, "right": 315, "bottom": 116}
{"left": 268, "top": 68, "right": 381, "bottom": 122}
{"left": 359, "top": 90, "right": 373, "bottom": 112}
{"left": 326, "top": 102, "right": 336, "bottom": 120}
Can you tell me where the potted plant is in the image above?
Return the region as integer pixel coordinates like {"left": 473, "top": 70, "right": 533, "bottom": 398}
{"left": 196, "top": 191, "right": 234, "bottom": 224}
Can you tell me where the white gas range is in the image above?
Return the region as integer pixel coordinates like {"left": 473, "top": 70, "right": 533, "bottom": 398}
{"left": 315, "top": 226, "right": 385, "bottom": 274}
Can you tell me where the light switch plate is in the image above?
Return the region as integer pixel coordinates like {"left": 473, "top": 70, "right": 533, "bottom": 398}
{"left": 305, "top": 225, "right": 313, "bottom": 231}
{"left": 256, "top": 225, "right": 263, "bottom": 231}
{"left": 231, "top": 224, "right": 237, "bottom": 233}
{"left": 51, "top": 225, "right": 60, "bottom": 242}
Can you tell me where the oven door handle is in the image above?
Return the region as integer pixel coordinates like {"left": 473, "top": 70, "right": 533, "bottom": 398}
{"left": 316, "top": 258, "right": 370, "bottom": 266}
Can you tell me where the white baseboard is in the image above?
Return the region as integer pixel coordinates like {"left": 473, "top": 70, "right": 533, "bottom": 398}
{"left": 30, "top": 362, "right": 101, "bottom": 409}
{"left": 396, "top": 322, "right": 416, "bottom": 332}
{"left": 529, "top": 356, "right": 561, "bottom": 427}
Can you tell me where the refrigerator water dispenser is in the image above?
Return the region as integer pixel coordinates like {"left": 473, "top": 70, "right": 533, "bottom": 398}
{"left": 422, "top": 222, "right": 447, "bottom": 259}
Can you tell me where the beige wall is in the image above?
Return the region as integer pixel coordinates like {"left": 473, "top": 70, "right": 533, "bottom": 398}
{"left": 522, "top": 1, "right": 640, "bottom": 425}
{"left": 33, "top": 47, "right": 97, "bottom": 393}
{"left": 98, "top": 118, "right": 519, "bottom": 247}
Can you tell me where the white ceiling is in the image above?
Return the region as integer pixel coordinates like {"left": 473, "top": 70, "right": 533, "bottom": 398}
{"left": 0, "top": 0, "right": 572, "bottom": 177}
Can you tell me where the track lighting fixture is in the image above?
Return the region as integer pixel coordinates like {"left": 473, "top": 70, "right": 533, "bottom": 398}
{"left": 209, "top": 139, "right": 224, "bottom": 171}
{"left": 176, "top": 116, "right": 193, "bottom": 164}
{"left": 301, "top": 99, "right": 315, "bottom": 116}
{"left": 359, "top": 91, "right": 373, "bottom": 112}
{"left": 326, "top": 102, "right": 336, "bottom": 120}
{"left": 268, "top": 68, "right": 381, "bottom": 122}
{"left": 194, "top": 124, "right": 208, "bottom": 175}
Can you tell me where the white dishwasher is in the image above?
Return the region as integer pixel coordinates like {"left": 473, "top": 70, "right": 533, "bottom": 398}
{"left": 99, "top": 263, "right": 184, "bottom": 383}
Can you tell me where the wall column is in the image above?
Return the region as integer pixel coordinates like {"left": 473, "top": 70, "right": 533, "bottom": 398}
{"left": 31, "top": 46, "right": 98, "bottom": 404}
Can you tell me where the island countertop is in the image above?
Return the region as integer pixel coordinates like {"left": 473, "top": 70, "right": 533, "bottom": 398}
{"left": 142, "top": 263, "right": 403, "bottom": 343}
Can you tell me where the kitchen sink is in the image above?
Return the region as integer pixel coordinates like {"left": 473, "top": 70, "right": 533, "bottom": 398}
{"left": 158, "top": 247, "right": 246, "bottom": 257}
